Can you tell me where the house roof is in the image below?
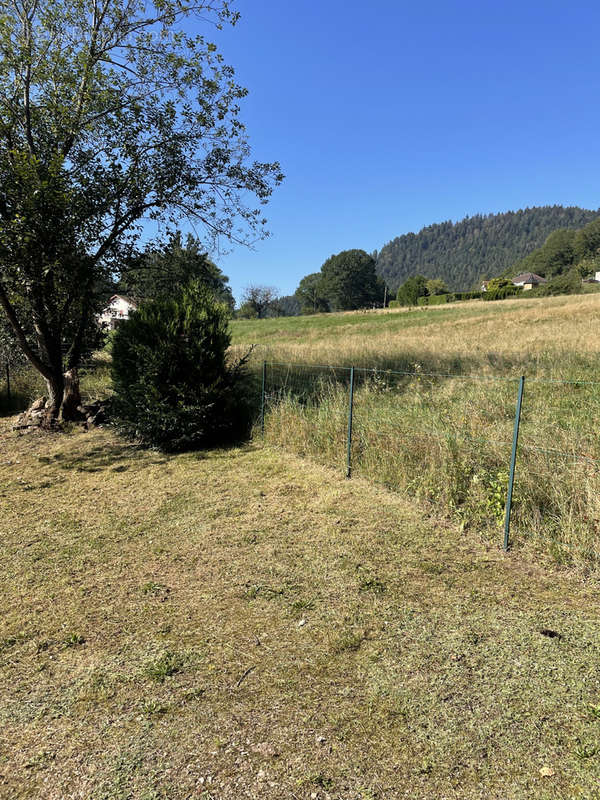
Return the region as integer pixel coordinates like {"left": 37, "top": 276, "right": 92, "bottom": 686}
{"left": 109, "top": 294, "right": 138, "bottom": 307}
{"left": 511, "top": 272, "right": 547, "bottom": 285}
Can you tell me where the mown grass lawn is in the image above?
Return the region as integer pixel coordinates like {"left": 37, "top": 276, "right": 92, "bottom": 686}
{"left": 1, "top": 421, "right": 600, "bottom": 799}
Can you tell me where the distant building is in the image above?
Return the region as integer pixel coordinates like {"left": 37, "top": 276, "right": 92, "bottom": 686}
{"left": 511, "top": 272, "right": 547, "bottom": 291}
{"left": 99, "top": 295, "right": 138, "bottom": 329}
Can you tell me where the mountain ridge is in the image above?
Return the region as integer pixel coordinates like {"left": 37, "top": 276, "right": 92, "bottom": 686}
{"left": 376, "top": 206, "right": 600, "bottom": 291}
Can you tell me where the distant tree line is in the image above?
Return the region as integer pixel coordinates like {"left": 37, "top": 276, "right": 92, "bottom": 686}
{"left": 376, "top": 206, "right": 600, "bottom": 293}
{"left": 506, "top": 217, "right": 600, "bottom": 287}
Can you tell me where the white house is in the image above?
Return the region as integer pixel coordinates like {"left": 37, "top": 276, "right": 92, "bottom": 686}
{"left": 99, "top": 295, "right": 138, "bottom": 329}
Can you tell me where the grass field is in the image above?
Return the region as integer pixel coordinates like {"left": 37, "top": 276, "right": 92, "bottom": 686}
{"left": 1, "top": 422, "right": 600, "bottom": 799}
{"left": 231, "top": 294, "right": 600, "bottom": 572}
{"left": 231, "top": 293, "right": 600, "bottom": 377}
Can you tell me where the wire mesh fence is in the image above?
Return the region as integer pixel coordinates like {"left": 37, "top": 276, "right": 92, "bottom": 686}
{"left": 258, "top": 361, "right": 600, "bottom": 569}
{"left": 0, "top": 350, "right": 110, "bottom": 415}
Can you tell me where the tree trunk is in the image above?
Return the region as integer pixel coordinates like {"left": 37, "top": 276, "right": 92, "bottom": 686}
{"left": 44, "top": 372, "right": 64, "bottom": 427}
{"left": 60, "top": 368, "right": 82, "bottom": 421}
{"left": 42, "top": 368, "right": 83, "bottom": 425}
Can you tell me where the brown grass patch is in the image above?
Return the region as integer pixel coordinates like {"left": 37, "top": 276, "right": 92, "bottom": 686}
{"left": 1, "top": 423, "right": 600, "bottom": 798}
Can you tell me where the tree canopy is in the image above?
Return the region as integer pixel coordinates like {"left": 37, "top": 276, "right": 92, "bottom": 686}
{"left": 120, "top": 232, "right": 234, "bottom": 311}
{"left": 395, "top": 275, "right": 428, "bottom": 306}
{"left": 509, "top": 217, "right": 600, "bottom": 279}
{"left": 295, "top": 272, "right": 330, "bottom": 314}
{"left": 0, "top": 0, "right": 282, "bottom": 421}
{"left": 238, "top": 285, "right": 280, "bottom": 319}
{"left": 319, "top": 250, "right": 382, "bottom": 311}
{"left": 377, "top": 206, "right": 600, "bottom": 292}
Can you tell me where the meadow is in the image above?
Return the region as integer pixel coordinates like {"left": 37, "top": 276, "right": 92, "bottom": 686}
{"left": 232, "top": 294, "right": 600, "bottom": 572}
{"left": 1, "top": 293, "right": 600, "bottom": 796}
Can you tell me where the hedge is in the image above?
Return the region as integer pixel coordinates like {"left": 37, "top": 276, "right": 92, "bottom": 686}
{"left": 417, "top": 294, "right": 455, "bottom": 306}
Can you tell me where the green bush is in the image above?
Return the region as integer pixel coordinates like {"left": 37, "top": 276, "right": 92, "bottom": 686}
{"left": 535, "top": 268, "right": 583, "bottom": 297}
{"left": 111, "top": 282, "right": 253, "bottom": 451}
{"left": 482, "top": 285, "right": 523, "bottom": 301}
{"left": 454, "top": 291, "right": 481, "bottom": 301}
{"left": 417, "top": 294, "right": 454, "bottom": 306}
{"left": 387, "top": 299, "right": 400, "bottom": 308}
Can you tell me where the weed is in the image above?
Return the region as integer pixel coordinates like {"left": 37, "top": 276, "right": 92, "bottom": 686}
{"left": 141, "top": 700, "right": 168, "bottom": 716}
{"left": 64, "top": 633, "right": 86, "bottom": 647}
{"left": 575, "top": 742, "right": 598, "bottom": 761}
{"left": 419, "top": 561, "right": 445, "bottom": 575}
{"left": 141, "top": 581, "right": 170, "bottom": 597}
{"left": 143, "top": 650, "right": 183, "bottom": 683}
{"left": 587, "top": 704, "right": 600, "bottom": 720}
{"left": 290, "top": 598, "right": 315, "bottom": 612}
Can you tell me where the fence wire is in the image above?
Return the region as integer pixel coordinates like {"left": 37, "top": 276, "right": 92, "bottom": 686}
{"left": 258, "top": 361, "right": 600, "bottom": 565}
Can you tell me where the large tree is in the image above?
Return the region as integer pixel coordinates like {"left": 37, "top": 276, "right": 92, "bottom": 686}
{"left": 295, "top": 272, "right": 329, "bottom": 314}
{"left": 319, "top": 249, "right": 382, "bottom": 311}
{"left": 0, "top": 0, "right": 282, "bottom": 423}
{"left": 238, "top": 285, "right": 280, "bottom": 319}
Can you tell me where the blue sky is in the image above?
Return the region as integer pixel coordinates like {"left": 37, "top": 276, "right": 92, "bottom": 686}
{"left": 198, "top": 0, "right": 600, "bottom": 301}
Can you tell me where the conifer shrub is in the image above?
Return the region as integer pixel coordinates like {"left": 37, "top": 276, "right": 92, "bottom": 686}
{"left": 111, "top": 282, "right": 253, "bottom": 451}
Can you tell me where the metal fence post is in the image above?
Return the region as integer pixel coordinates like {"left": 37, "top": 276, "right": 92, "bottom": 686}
{"left": 346, "top": 366, "right": 355, "bottom": 478}
{"left": 504, "top": 376, "right": 525, "bottom": 551}
{"left": 260, "top": 361, "right": 267, "bottom": 437}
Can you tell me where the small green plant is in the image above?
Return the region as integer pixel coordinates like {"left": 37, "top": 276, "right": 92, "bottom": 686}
{"left": 485, "top": 470, "right": 508, "bottom": 524}
{"left": 243, "top": 583, "right": 285, "bottom": 601}
{"left": 141, "top": 700, "right": 168, "bottom": 716}
{"left": 575, "top": 742, "right": 598, "bottom": 760}
{"left": 290, "top": 598, "right": 315, "bottom": 612}
{"left": 141, "top": 581, "right": 170, "bottom": 597}
{"left": 64, "top": 633, "right": 86, "bottom": 647}
{"left": 143, "top": 650, "right": 183, "bottom": 683}
{"left": 418, "top": 561, "right": 445, "bottom": 575}
{"left": 587, "top": 703, "right": 600, "bottom": 720}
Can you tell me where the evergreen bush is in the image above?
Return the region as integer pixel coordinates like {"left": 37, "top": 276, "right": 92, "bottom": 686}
{"left": 111, "top": 282, "right": 253, "bottom": 451}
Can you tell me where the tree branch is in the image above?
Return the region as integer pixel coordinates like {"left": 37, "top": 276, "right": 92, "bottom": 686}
{"left": 0, "top": 278, "right": 52, "bottom": 379}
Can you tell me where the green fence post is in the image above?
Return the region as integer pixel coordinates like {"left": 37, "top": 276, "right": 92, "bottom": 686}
{"left": 346, "top": 366, "right": 355, "bottom": 478}
{"left": 260, "top": 360, "right": 267, "bottom": 437}
{"left": 504, "top": 376, "right": 525, "bottom": 551}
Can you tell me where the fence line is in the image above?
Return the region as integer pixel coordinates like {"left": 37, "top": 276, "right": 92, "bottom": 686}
{"left": 258, "top": 361, "right": 600, "bottom": 561}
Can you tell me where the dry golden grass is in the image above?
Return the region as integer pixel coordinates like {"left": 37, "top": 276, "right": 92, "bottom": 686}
{"left": 1, "top": 423, "right": 600, "bottom": 798}
{"left": 232, "top": 293, "right": 600, "bottom": 376}
{"left": 232, "top": 294, "right": 600, "bottom": 571}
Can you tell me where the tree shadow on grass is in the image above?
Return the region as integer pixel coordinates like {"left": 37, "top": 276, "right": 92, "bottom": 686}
{"left": 0, "top": 391, "right": 31, "bottom": 418}
{"left": 50, "top": 438, "right": 171, "bottom": 474}
{"left": 51, "top": 430, "right": 259, "bottom": 473}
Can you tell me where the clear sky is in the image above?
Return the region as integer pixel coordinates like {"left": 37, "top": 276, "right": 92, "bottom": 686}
{"left": 197, "top": 0, "right": 600, "bottom": 302}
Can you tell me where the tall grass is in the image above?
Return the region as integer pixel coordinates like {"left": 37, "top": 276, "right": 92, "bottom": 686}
{"left": 0, "top": 363, "right": 44, "bottom": 415}
{"left": 240, "top": 294, "right": 600, "bottom": 572}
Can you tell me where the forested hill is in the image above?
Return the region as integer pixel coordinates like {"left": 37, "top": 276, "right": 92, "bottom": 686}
{"left": 376, "top": 206, "right": 600, "bottom": 291}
